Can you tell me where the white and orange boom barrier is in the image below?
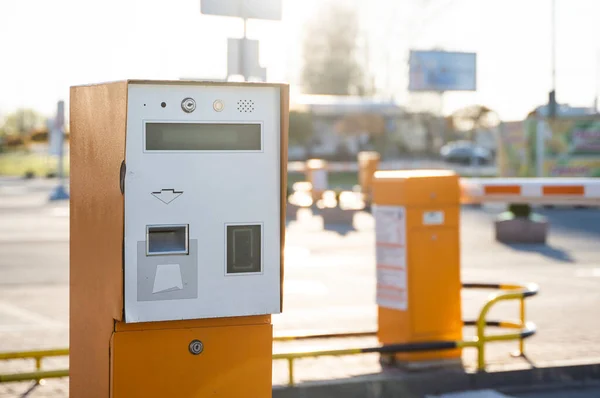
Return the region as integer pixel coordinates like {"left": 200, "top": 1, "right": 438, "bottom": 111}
{"left": 460, "top": 178, "right": 600, "bottom": 206}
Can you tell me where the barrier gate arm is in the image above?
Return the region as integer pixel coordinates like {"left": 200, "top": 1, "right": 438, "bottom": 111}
{"left": 459, "top": 178, "right": 600, "bottom": 206}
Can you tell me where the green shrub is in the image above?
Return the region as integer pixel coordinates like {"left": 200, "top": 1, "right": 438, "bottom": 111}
{"left": 508, "top": 203, "right": 531, "bottom": 218}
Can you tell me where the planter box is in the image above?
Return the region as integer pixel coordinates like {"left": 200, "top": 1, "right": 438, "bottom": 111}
{"left": 495, "top": 213, "right": 548, "bottom": 244}
{"left": 320, "top": 207, "right": 356, "bottom": 225}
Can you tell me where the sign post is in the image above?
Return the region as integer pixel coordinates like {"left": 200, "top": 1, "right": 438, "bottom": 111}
{"left": 408, "top": 50, "right": 478, "bottom": 170}
{"left": 200, "top": 0, "right": 281, "bottom": 81}
{"left": 49, "top": 100, "right": 69, "bottom": 201}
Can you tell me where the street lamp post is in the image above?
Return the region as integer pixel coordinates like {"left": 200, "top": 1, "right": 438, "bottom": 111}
{"left": 548, "top": 0, "right": 557, "bottom": 119}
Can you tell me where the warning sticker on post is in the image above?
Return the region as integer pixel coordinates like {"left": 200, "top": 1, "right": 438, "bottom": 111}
{"left": 373, "top": 205, "right": 408, "bottom": 311}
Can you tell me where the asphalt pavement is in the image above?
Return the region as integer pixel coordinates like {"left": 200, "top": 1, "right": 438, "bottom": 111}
{"left": 1, "top": 177, "right": 599, "bottom": 397}
{"left": 431, "top": 387, "right": 600, "bottom": 397}
{"left": 515, "top": 386, "right": 600, "bottom": 397}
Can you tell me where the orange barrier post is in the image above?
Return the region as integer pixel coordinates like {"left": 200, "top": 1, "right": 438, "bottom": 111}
{"left": 372, "top": 170, "right": 463, "bottom": 368}
{"left": 358, "top": 151, "right": 380, "bottom": 204}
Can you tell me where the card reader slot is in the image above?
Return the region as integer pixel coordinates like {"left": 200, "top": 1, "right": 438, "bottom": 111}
{"left": 226, "top": 224, "right": 261, "bottom": 274}
{"left": 146, "top": 224, "right": 189, "bottom": 256}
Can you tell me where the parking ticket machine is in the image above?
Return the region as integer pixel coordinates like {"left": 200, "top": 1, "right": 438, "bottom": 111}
{"left": 70, "top": 80, "right": 289, "bottom": 398}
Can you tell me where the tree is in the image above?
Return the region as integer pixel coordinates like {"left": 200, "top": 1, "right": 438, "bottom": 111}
{"left": 451, "top": 105, "right": 500, "bottom": 142}
{"left": 300, "top": 1, "right": 371, "bottom": 96}
{"left": 1, "top": 109, "right": 46, "bottom": 136}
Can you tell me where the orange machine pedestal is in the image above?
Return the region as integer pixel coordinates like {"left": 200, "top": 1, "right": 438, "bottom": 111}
{"left": 372, "top": 170, "right": 462, "bottom": 365}
{"left": 111, "top": 316, "right": 272, "bottom": 398}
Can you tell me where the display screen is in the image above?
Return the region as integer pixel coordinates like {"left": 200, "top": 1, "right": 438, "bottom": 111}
{"left": 145, "top": 123, "right": 262, "bottom": 151}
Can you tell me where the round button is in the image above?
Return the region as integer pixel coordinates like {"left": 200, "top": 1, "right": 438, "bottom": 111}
{"left": 213, "top": 100, "right": 224, "bottom": 112}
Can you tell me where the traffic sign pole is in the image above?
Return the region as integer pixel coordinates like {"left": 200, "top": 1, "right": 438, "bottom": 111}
{"left": 49, "top": 100, "right": 69, "bottom": 201}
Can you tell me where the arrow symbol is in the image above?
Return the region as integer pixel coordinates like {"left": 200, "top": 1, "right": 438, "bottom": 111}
{"left": 151, "top": 189, "right": 183, "bottom": 205}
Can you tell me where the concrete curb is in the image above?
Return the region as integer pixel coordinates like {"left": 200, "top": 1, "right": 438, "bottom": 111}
{"left": 272, "top": 362, "right": 600, "bottom": 398}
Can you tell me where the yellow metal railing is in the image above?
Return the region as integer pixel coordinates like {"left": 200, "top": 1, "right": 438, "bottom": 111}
{"left": 272, "top": 282, "right": 539, "bottom": 386}
{"left": 273, "top": 330, "right": 376, "bottom": 342}
{"left": 0, "top": 348, "right": 69, "bottom": 383}
{"left": 465, "top": 282, "right": 539, "bottom": 369}
{"left": 0, "top": 283, "right": 538, "bottom": 387}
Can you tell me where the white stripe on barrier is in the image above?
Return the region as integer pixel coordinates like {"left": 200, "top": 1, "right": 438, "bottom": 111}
{"left": 521, "top": 183, "right": 542, "bottom": 198}
{"left": 461, "top": 180, "right": 484, "bottom": 198}
{"left": 586, "top": 183, "right": 600, "bottom": 198}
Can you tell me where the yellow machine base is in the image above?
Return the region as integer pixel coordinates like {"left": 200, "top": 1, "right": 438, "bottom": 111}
{"left": 111, "top": 322, "right": 272, "bottom": 398}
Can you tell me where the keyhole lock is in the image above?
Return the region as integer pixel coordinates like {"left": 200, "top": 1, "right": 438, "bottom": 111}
{"left": 189, "top": 339, "right": 204, "bottom": 355}
{"left": 181, "top": 98, "right": 196, "bottom": 113}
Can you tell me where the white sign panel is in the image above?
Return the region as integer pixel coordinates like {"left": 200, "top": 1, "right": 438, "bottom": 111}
{"left": 201, "top": 0, "right": 282, "bottom": 20}
{"left": 409, "top": 50, "right": 476, "bottom": 92}
{"left": 373, "top": 205, "right": 408, "bottom": 311}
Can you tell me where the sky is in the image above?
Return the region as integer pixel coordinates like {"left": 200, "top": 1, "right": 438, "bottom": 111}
{"left": 0, "top": 0, "right": 599, "bottom": 122}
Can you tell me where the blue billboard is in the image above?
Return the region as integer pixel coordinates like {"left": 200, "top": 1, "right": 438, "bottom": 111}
{"left": 408, "top": 50, "right": 477, "bottom": 92}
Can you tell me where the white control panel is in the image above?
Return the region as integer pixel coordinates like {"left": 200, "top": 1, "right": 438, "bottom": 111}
{"left": 123, "top": 82, "right": 281, "bottom": 323}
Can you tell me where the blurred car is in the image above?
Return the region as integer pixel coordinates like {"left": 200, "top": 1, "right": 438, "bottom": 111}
{"left": 440, "top": 140, "right": 493, "bottom": 165}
